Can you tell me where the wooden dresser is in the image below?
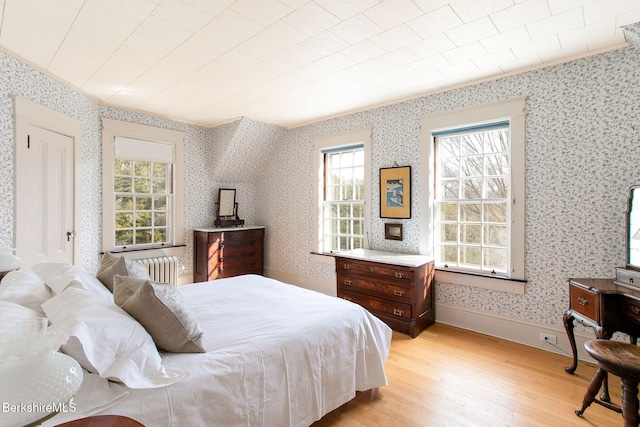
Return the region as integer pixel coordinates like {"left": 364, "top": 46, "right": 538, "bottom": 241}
{"left": 193, "top": 226, "right": 264, "bottom": 282}
{"left": 335, "top": 249, "right": 435, "bottom": 338}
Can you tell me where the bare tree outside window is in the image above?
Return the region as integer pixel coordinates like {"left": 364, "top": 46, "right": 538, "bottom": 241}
{"left": 435, "top": 125, "right": 510, "bottom": 275}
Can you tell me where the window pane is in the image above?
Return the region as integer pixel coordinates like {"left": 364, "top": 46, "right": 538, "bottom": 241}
{"left": 115, "top": 213, "right": 133, "bottom": 229}
{"left": 339, "top": 204, "right": 350, "bottom": 218}
{"left": 461, "top": 178, "right": 482, "bottom": 198}
{"left": 154, "top": 212, "right": 167, "bottom": 227}
{"left": 339, "top": 219, "right": 349, "bottom": 234}
{"left": 442, "top": 158, "right": 459, "bottom": 177}
{"left": 154, "top": 228, "right": 167, "bottom": 244}
{"left": 484, "top": 224, "right": 507, "bottom": 246}
{"left": 441, "top": 224, "right": 457, "bottom": 242}
{"left": 461, "top": 155, "right": 483, "bottom": 177}
{"left": 460, "top": 246, "right": 481, "bottom": 267}
{"left": 115, "top": 159, "right": 132, "bottom": 175}
{"left": 353, "top": 203, "right": 364, "bottom": 218}
{"left": 484, "top": 202, "right": 507, "bottom": 223}
{"left": 331, "top": 185, "right": 341, "bottom": 201}
{"left": 136, "top": 212, "right": 152, "bottom": 227}
{"left": 134, "top": 161, "right": 151, "bottom": 177}
{"left": 136, "top": 229, "right": 152, "bottom": 245}
{"left": 485, "top": 154, "right": 508, "bottom": 176}
{"left": 114, "top": 177, "right": 132, "bottom": 192}
{"left": 460, "top": 202, "right": 481, "bottom": 222}
{"left": 134, "top": 178, "right": 151, "bottom": 193}
{"left": 342, "top": 184, "right": 354, "bottom": 200}
{"left": 353, "top": 219, "right": 363, "bottom": 235}
{"left": 339, "top": 236, "right": 349, "bottom": 250}
{"left": 487, "top": 177, "right": 508, "bottom": 198}
{"left": 353, "top": 237, "right": 363, "bottom": 249}
{"left": 440, "top": 136, "right": 458, "bottom": 157}
{"left": 440, "top": 202, "right": 457, "bottom": 221}
{"left": 341, "top": 151, "right": 353, "bottom": 168}
{"left": 354, "top": 150, "right": 364, "bottom": 166}
{"left": 442, "top": 180, "right": 459, "bottom": 199}
{"left": 136, "top": 197, "right": 152, "bottom": 210}
{"left": 485, "top": 129, "right": 508, "bottom": 153}
{"left": 484, "top": 248, "right": 507, "bottom": 272}
{"left": 460, "top": 224, "right": 481, "bottom": 244}
{"left": 115, "top": 196, "right": 133, "bottom": 210}
{"left": 153, "top": 179, "right": 167, "bottom": 194}
{"left": 154, "top": 196, "right": 167, "bottom": 211}
{"left": 153, "top": 163, "right": 167, "bottom": 178}
{"left": 442, "top": 245, "right": 457, "bottom": 263}
{"left": 460, "top": 133, "right": 483, "bottom": 156}
{"left": 115, "top": 230, "right": 133, "bottom": 246}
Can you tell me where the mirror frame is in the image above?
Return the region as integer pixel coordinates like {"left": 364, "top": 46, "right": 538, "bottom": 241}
{"left": 217, "top": 188, "right": 237, "bottom": 219}
{"left": 627, "top": 184, "right": 640, "bottom": 271}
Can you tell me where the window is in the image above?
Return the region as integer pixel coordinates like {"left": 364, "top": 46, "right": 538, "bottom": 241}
{"left": 102, "top": 119, "right": 184, "bottom": 253}
{"left": 434, "top": 122, "right": 510, "bottom": 275}
{"left": 323, "top": 145, "right": 365, "bottom": 251}
{"left": 419, "top": 98, "right": 526, "bottom": 292}
{"left": 313, "top": 129, "right": 371, "bottom": 260}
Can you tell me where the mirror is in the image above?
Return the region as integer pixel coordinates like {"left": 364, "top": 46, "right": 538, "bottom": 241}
{"left": 217, "top": 188, "right": 236, "bottom": 218}
{"left": 627, "top": 185, "right": 640, "bottom": 270}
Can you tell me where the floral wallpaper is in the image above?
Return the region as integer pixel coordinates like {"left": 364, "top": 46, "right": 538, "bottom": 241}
{"left": 1, "top": 31, "right": 640, "bottom": 333}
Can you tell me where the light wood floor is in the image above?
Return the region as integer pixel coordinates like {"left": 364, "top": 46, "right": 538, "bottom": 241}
{"left": 312, "top": 323, "right": 626, "bottom": 427}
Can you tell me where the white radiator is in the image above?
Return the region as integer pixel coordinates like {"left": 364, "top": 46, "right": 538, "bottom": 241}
{"left": 134, "top": 256, "right": 179, "bottom": 286}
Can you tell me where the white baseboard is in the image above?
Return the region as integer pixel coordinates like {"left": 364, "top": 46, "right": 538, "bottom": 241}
{"left": 264, "top": 268, "right": 597, "bottom": 364}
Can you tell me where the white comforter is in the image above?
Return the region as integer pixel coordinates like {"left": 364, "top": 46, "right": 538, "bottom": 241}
{"left": 46, "top": 275, "right": 392, "bottom": 427}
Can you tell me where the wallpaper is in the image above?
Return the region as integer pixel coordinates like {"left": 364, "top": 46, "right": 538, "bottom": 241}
{"left": 1, "top": 35, "right": 639, "bottom": 332}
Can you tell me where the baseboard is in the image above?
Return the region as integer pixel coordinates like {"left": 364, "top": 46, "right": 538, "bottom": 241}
{"left": 264, "top": 268, "right": 596, "bottom": 363}
{"left": 436, "top": 303, "right": 597, "bottom": 363}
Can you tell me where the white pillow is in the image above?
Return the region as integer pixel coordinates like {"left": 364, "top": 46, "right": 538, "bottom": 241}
{"left": 31, "top": 262, "right": 112, "bottom": 299}
{"left": 42, "top": 282, "right": 187, "bottom": 389}
{"left": 0, "top": 270, "right": 52, "bottom": 315}
{"left": 0, "top": 300, "right": 42, "bottom": 342}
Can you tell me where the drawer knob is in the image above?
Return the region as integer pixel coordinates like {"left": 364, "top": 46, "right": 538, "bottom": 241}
{"left": 393, "top": 308, "right": 404, "bottom": 316}
{"left": 631, "top": 306, "right": 640, "bottom": 314}
{"left": 577, "top": 297, "right": 588, "bottom": 306}
{"left": 394, "top": 288, "right": 405, "bottom": 297}
{"left": 395, "top": 272, "right": 404, "bottom": 279}
{"left": 344, "top": 279, "right": 352, "bottom": 286}
{"left": 343, "top": 264, "right": 351, "bottom": 270}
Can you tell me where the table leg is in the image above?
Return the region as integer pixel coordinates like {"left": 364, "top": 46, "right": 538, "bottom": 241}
{"left": 563, "top": 310, "right": 578, "bottom": 374}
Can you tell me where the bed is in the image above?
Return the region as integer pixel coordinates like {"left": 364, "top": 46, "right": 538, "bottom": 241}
{"left": 0, "top": 261, "right": 392, "bottom": 427}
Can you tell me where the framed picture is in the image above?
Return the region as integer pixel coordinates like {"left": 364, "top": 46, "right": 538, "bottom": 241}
{"left": 380, "top": 166, "right": 411, "bottom": 218}
{"left": 385, "top": 223, "right": 403, "bottom": 241}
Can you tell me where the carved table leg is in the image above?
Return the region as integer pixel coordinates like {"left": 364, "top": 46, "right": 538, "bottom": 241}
{"left": 563, "top": 310, "right": 578, "bottom": 374}
{"left": 595, "top": 329, "right": 614, "bottom": 403}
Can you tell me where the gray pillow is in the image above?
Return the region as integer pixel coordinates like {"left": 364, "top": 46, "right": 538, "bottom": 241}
{"left": 113, "top": 275, "right": 205, "bottom": 353}
{"left": 97, "top": 253, "right": 150, "bottom": 292}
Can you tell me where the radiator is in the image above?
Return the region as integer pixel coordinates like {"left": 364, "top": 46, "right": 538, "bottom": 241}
{"left": 134, "top": 256, "right": 179, "bottom": 286}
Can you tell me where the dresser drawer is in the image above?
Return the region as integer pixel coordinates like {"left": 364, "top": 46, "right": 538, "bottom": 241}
{"left": 569, "top": 284, "right": 598, "bottom": 320}
{"left": 337, "top": 272, "right": 412, "bottom": 302}
{"left": 339, "top": 289, "right": 412, "bottom": 320}
{"left": 221, "top": 228, "right": 263, "bottom": 240}
{"left": 623, "top": 298, "right": 640, "bottom": 324}
{"left": 336, "top": 258, "right": 414, "bottom": 282}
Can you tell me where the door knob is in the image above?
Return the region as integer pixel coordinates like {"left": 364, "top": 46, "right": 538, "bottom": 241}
{"left": 66, "top": 231, "right": 76, "bottom": 241}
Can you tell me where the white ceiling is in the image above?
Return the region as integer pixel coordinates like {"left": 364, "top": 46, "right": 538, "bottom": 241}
{"left": 0, "top": 0, "right": 638, "bottom": 128}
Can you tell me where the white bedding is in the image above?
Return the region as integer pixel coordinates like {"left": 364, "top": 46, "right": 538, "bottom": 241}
{"left": 45, "top": 274, "right": 392, "bottom": 427}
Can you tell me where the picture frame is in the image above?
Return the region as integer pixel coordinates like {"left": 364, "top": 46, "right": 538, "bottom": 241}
{"left": 380, "top": 166, "right": 411, "bottom": 219}
{"left": 385, "top": 223, "right": 403, "bottom": 241}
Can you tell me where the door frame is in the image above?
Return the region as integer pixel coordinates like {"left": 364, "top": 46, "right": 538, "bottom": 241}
{"left": 13, "top": 96, "right": 83, "bottom": 267}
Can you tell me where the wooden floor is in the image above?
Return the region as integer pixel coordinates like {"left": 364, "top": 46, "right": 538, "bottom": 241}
{"left": 312, "top": 323, "right": 626, "bottom": 427}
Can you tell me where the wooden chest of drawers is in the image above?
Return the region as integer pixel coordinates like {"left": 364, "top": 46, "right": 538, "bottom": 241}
{"left": 193, "top": 226, "right": 264, "bottom": 282}
{"left": 335, "top": 249, "right": 435, "bottom": 338}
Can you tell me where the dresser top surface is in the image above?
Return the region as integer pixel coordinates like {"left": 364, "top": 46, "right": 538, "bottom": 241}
{"left": 335, "top": 249, "right": 434, "bottom": 267}
{"left": 194, "top": 225, "right": 265, "bottom": 232}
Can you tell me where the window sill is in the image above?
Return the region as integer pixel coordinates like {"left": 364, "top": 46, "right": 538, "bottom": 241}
{"left": 435, "top": 269, "right": 526, "bottom": 295}
{"left": 105, "top": 245, "right": 186, "bottom": 260}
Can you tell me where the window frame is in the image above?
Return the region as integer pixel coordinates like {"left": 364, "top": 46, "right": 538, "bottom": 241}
{"left": 419, "top": 98, "right": 526, "bottom": 294}
{"left": 101, "top": 119, "right": 184, "bottom": 254}
{"left": 312, "top": 128, "right": 371, "bottom": 264}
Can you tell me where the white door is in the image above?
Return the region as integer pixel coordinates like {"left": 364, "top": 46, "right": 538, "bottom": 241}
{"left": 15, "top": 124, "right": 75, "bottom": 269}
